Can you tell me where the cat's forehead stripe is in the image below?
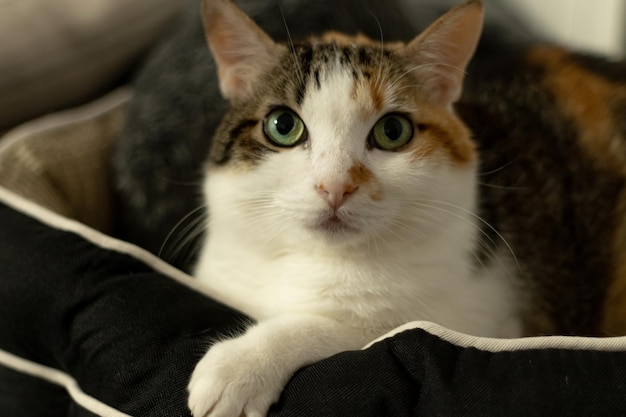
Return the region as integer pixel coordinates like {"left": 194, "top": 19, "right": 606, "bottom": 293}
{"left": 290, "top": 41, "right": 390, "bottom": 106}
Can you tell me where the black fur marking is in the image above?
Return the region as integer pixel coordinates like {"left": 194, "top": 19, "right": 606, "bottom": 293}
{"left": 211, "top": 138, "right": 234, "bottom": 165}
{"left": 295, "top": 46, "right": 314, "bottom": 106}
{"left": 211, "top": 119, "right": 257, "bottom": 165}
{"left": 611, "top": 98, "right": 626, "bottom": 137}
{"left": 340, "top": 47, "right": 353, "bottom": 66}
{"left": 237, "top": 138, "right": 278, "bottom": 164}
{"left": 230, "top": 119, "right": 258, "bottom": 139}
{"left": 358, "top": 48, "right": 372, "bottom": 66}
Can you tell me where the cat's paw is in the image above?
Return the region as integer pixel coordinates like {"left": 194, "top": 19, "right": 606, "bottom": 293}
{"left": 188, "top": 338, "right": 285, "bottom": 417}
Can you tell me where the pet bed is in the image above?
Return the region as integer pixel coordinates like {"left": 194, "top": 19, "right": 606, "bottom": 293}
{"left": 1, "top": 89, "right": 626, "bottom": 417}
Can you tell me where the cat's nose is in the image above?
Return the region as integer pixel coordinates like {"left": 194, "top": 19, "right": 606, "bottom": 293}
{"left": 316, "top": 181, "right": 358, "bottom": 210}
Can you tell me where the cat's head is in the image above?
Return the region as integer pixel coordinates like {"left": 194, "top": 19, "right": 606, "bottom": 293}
{"left": 201, "top": 0, "right": 483, "bottom": 251}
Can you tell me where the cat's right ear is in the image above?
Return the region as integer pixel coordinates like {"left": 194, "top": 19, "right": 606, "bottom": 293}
{"left": 201, "top": 0, "right": 283, "bottom": 101}
{"left": 404, "top": 0, "right": 483, "bottom": 109}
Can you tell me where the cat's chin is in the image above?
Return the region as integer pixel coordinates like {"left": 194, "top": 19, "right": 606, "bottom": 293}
{"left": 318, "top": 215, "right": 356, "bottom": 232}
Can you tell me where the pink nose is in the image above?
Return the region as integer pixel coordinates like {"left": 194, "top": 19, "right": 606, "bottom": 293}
{"left": 316, "top": 182, "right": 358, "bottom": 209}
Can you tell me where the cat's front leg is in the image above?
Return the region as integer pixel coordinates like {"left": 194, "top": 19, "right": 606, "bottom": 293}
{"left": 187, "top": 314, "right": 366, "bottom": 417}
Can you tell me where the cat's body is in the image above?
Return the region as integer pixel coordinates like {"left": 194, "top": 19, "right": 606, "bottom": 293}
{"left": 460, "top": 44, "right": 626, "bottom": 336}
{"left": 112, "top": 0, "right": 626, "bottom": 416}
{"left": 194, "top": 15, "right": 522, "bottom": 341}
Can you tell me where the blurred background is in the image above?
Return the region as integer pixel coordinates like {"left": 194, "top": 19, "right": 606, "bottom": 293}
{"left": 1, "top": 0, "right": 624, "bottom": 131}
{"left": 499, "top": 0, "right": 626, "bottom": 57}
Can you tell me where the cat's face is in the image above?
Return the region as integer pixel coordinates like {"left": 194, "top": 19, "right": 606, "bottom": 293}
{"left": 202, "top": 0, "right": 483, "bottom": 250}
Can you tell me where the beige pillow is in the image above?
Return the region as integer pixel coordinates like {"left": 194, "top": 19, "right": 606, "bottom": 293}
{"left": 0, "top": 0, "right": 182, "bottom": 130}
{"left": 0, "top": 88, "right": 131, "bottom": 233}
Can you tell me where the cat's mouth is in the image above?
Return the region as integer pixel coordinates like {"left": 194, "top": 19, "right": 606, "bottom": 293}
{"left": 313, "top": 212, "right": 357, "bottom": 234}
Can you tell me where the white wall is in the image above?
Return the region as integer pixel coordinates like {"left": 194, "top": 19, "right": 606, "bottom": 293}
{"left": 498, "top": 0, "right": 625, "bottom": 57}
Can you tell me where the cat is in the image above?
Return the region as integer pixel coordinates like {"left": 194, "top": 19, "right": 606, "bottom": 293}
{"left": 112, "top": 0, "right": 626, "bottom": 416}
{"left": 186, "top": 0, "right": 548, "bottom": 416}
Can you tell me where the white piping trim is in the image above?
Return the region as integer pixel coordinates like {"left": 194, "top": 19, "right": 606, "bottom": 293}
{"left": 0, "top": 185, "right": 222, "bottom": 302}
{"left": 0, "top": 88, "right": 133, "bottom": 156}
{"left": 0, "top": 349, "right": 131, "bottom": 417}
{"left": 368, "top": 321, "right": 626, "bottom": 352}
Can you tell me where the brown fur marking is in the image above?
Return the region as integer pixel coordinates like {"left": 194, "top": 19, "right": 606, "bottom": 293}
{"left": 527, "top": 46, "right": 626, "bottom": 175}
{"left": 351, "top": 79, "right": 384, "bottom": 118}
{"left": 349, "top": 162, "right": 373, "bottom": 186}
{"left": 316, "top": 31, "right": 403, "bottom": 50}
{"left": 368, "top": 79, "right": 385, "bottom": 114}
{"left": 349, "top": 162, "right": 383, "bottom": 201}
{"left": 410, "top": 138, "right": 438, "bottom": 161}
{"left": 407, "top": 103, "right": 476, "bottom": 165}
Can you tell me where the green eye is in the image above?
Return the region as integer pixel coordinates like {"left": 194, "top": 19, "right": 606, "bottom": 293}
{"left": 371, "top": 114, "right": 414, "bottom": 151}
{"left": 263, "top": 108, "right": 306, "bottom": 147}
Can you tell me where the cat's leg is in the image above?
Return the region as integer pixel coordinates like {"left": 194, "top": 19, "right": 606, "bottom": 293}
{"left": 187, "top": 314, "right": 367, "bottom": 417}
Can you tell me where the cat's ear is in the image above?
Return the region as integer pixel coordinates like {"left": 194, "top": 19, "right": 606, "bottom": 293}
{"left": 404, "top": 0, "right": 483, "bottom": 108}
{"left": 201, "top": 0, "right": 282, "bottom": 101}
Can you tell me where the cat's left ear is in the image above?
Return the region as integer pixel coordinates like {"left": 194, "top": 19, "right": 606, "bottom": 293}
{"left": 201, "top": 0, "right": 284, "bottom": 101}
{"left": 404, "top": 0, "right": 483, "bottom": 108}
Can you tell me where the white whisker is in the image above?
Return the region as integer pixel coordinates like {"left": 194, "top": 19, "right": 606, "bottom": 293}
{"left": 159, "top": 205, "right": 207, "bottom": 258}
{"left": 278, "top": 4, "right": 305, "bottom": 88}
{"left": 415, "top": 199, "right": 520, "bottom": 272}
{"left": 167, "top": 215, "right": 207, "bottom": 256}
{"left": 478, "top": 182, "right": 528, "bottom": 191}
{"left": 392, "top": 203, "right": 507, "bottom": 279}
{"left": 367, "top": 10, "right": 385, "bottom": 92}
{"left": 477, "top": 157, "right": 519, "bottom": 177}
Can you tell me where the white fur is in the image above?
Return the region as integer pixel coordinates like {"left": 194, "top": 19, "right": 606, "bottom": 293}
{"left": 188, "top": 69, "right": 521, "bottom": 417}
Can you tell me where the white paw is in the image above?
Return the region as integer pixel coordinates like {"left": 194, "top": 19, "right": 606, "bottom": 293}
{"left": 188, "top": 338, "right": 286, "bottom": 417}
